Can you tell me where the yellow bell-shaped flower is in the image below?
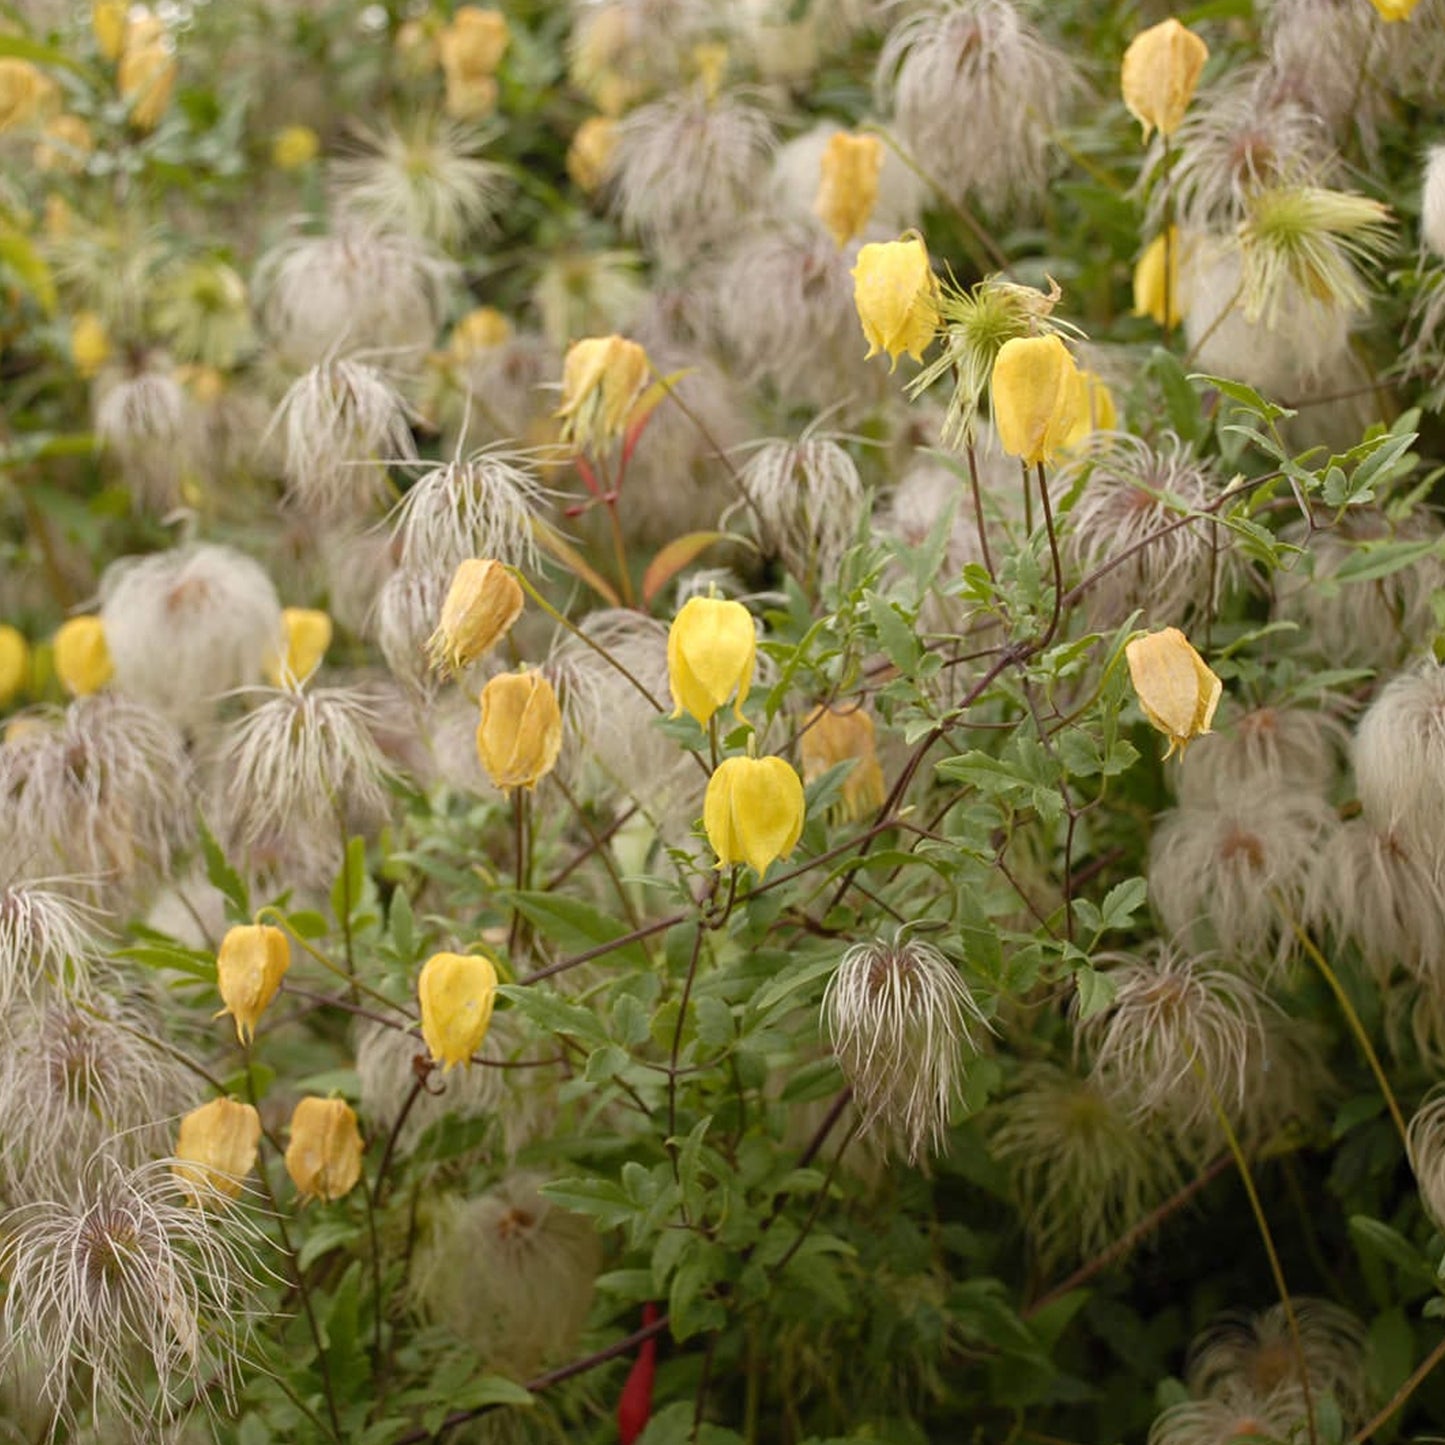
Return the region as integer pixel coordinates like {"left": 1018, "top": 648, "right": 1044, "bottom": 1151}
{"left": 418, "top": 950, "right": 499, "bottom": 1071}
{"left": 52, "top": 616, "right": 113, "bottom": 697}
{"left": 173, "top": 1097, "right": 262, "bottom": 1204}
{"left": 215, "top": 924, "right": 291, "bottom": 1045}
{"left": 440, "top": 6, "right": 509, "bottom": 117}
{"left": 0, "top": 625, "right": 29, "bottom": 708}
{"left": 118, "top": 38, "right": 176, "bottom": 131}
{"left": 555, "top": 335, "right": 651, "bottom": 453}
{"left": 449, "top": 306, "right": 512, "bottom": 362}
{"left": 0, "top": 59, "right": 51, "bottom": 133}
{"left": 1369, "top": 0, "right": 1422, "bottom": 17}
{"left": 427, "top": 559, "right": 524, "bottom": 676}
{"left": 476, "top": 670, "right": 562, "bottom": 790}
{"left": 851, "top": 236, "right": 939, "bottom": 370}
{"left": 704, "top": 755, "right": 806, "bottom": 876}
{"left": 285, "top": 1097, "right": 365, "bottom": 1203}
{"left": 567, "top": 115, "right": 618, "bottom": 194}
{"left": 93, "top": 0, "right": 127, "bottom": 60}
{"left": 1120, "top": 19, "right": 1208, "bottom": 142}
{"left": 1125, "top": 626, "right": 1222, "bottom": 758}
{"left": 272, "top": 124, "right": 319, "bottom": 171}
{"left": 70, "top": 311, "right": 111, "bottom": 378}
{"left": 1132, "top": 227, "right": 1188, "bottom": 329}
{"left": 800, "top": 704, "right": 886, "bottom": 821}
{"left": 265, "top": 607, "right": 333, "bottom": 686}
{"left": 990, "top": 334, "right": 1090, "bottom": 467}
{"left": 815, "top": 131, "right": 885, "bottom": 248}
{"left": 667, "top": 596, "right": 756, "bottom": 728}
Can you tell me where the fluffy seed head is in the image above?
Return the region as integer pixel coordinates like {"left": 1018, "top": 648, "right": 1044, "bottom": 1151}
{"left": 1149, "top": 1384, "right": 1314, "bottom": 1445}
{"left": 1176, "top": 704, "right": 1344, "bottom": 808}
{"left": 1408, "top": 1088, "right": 1445, "bottom": 1228}
{"left": 92, "top": 360, "right": 194, "bottom": 512}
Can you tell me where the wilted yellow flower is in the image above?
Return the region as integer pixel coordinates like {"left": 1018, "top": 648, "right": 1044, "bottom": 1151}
{"left": 70, "top": 311, "right": 111, "bottom": 378}
{"left": 1120, "top": 19, "right": 1208, "bottom": 142}
{"left": 1125, "top": 626, "right": 1222, "bottom": 758}
{"left": 449, "top": 306, "right": 512, "bottom": 362}
{"left": 265, "top": 607, "right": 333, "bottom": 685}
{"left": 851, "top": 236, "right": 940, "bottom": 370}
{"left": 800, "top": 705, "right": 886, "bottom": 820}
{"left": 555, "top": 335, "right": 651, "bottom": 453}
{"left": 418, "top": 950, "right": 499, "bottom": 1070}
{"left": 476, "top": 670, "right": 562, "bottom": 790}
{"left": 272, "top": 124, "right": 320, "bottom": 171}
{"left": 440, "top": 6, "right": 508, "bottom": 117}
{"left": 35, "top": 114, "right": 93, "bottom": 173}
{"left": 427, "top": 559, "right": 524, "bottom": 676}
{"left": 668, "top": 596, "right": 756, "bottom": 728}
{"left": 705, "top": 755, "right": 806, "bottom": 875}
{"left": 215, "top": 924, "right": 291, "bottom": 1045}
{"left": 0, "top": 59, "right": 52, "bottom": 133}
{"left": 1369, "top": 0, "right": 1423, "bottom": 16}
{"left": 567, "top": 115, "right": 618, "bottom": 194}
{"left": 991, "top": 334, "right": 1090, "bottom": 467}
{"left": 52, "top": 616, "right": 112, "bottom": 697}
{"left": 285, "top": 1097, "right": 364, "bottom": 1203}
{"left": 173, "top": 1098, "right": 262, "bottom": 1203}
{"left": 119, "top": 40, "right": 177, "bottom": 131}
{"left": 93, "top": 0, "right": 127, "bottom": 60}
{"left": 1133, "top": 227, "right": 1187, "bottom": 328}
{"left": 815, "top": 131, "right": 885, "bottom": 248}
{"left": 0, "top": 625, "right": 29, "bottom": 707}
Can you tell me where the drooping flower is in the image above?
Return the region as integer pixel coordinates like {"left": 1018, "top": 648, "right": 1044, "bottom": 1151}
{"left": 814, "top": 130, "right": 885, "bottom": 247}
{"left": 215, "top": 925, "right": 291, "bottom": 1045}
{"left": 173, "top": 1098, "right": 262, "bottom": 1203}
{"left": 0, "top": 627, "right": 28, "bottom": 708}
{"left": 990, "top": 333, "right": 1089, "bottom": 466}
{"left": 1125, "top": 627, "right": 1223, "bottom": 758}
{"left": 703, "top": 755, "right": 805, "bottom": 875}
{"left": 265, "top": 608, "right": 333, "bottom": 687}
{"left": 555, "top": 334, "right": 651, "bottom": 453}
{"left": 667, "top": 596, "right": 756, "bottom": 727}
{"left": 418, "top": 950, "right": 499, "bottom": 1070}
{"left": 851, "top": 235, "right": 939, "bottom": 370}
{"left": 1120, "top": 18, "right": 1209, "bottom": 142}
{"left": 475, "top": 671, "right": 563, "bottom": 790}
{"left": 800, "top": 704, "right": 886, "bottom": 820}
{"left": 284, "top": 1097, "right": 365, "bottom": 1203}
{"left": 426, "top": 558, "right": 524, "bottom": 677}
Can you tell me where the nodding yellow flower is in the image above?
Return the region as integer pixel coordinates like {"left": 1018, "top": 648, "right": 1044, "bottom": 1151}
{"left": 1132, "top": 228, "right": 1187, "bottom": 328}
{"left": 418, "top": 950, "right": 499, "bottom": 1071}
{"left": 1079, "top": 369, "right": 1118, "bottom": 434}
{"left": 173, "top": 1098, "right": 262, "bottom": 1204}
{"left": 555, "top": 335, "right": 651, "bottom": 453}
{"left": 440, "top": 6, "right": 509, "bottom": 117}
{"left": 0, "top": 59, "right": 53, "bottom": 133}
{"left": 285, "top": 1097, "right": 365, "bottom": 1203}
{"left": 265, "top": 607, "right": 333, "bottom": 686}
{"left": 1369, "top": 0, "right": 1422, "bottom": 17}
{"left": 567, "top": 115, "right": 619, "bottom": 194}
{"left": 52, "top": 616, "right": 113, "bottom": 697}
{"left": 1125, "top": 626, "right": 1222, "bottom": 758}
{"left": 705, "top": 755, "right": 806, "bottom": 875}
{"left": 814, "top": 131, "right": 885, "bottom": 248}
{"left": 476, "top": 670, "right": 562, "bottom": 790}
{"left": 449, "top": 306, "right": 513, "bottom": 361}
{"left": 990, "top": 334, "right": 1090, "bottom": 467}
{"left": 800, "top": 705, "right": 886, "bottom": 820}
{"left": 215, "top": 924, "right": 291, "bottom": 1045}
{"left": 667, "top": 596, "right": 756, "bottom": 728}
{"left": 93, "top": 0, "right": 127, "bottom": 60}
{"left": 35, "top": 114, "right": 93, "bottom": 173}
{"left": 851, "top": 236, "right": 940, "bottom": 371}
{"left": 427, "top": 559, "right": 524, "bottom": 676}
{"left": 0, "top": 625, "right": 29, "bottom": 707}
{"left": 70, "top": 311, "right": 111, "bottom": 378}
{"left": 1120, "top": 18, "right": 1208, "bottom": 142}
{"left": 118, "top": 41, "right": 177, "bottom": 131}
{"left": 272, "top": 124, "right": 320, "bottom": 171}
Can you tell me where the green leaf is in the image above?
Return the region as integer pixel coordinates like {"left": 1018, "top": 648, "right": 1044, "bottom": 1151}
{"left": 508, "top": 892, "right": 651, "bottom": 969}
{"left": 1192, "top": 373, "right": 1294, "bottom": 423}
{"left": 1349, "top": 1216, "right": 1438, "bottom": 1287}
{"left": 199, "top": 817, "right": 249, "bottom": 918}
{"left": 1098, "top": 877, "right": 1147, "bottom": 932}
{"left": 330, "top": 836, "right": 367, "bottom": 928}
{"left": 297, "top": 1219, "right": 361, "bottom": 1272}
{"left": 388, "top": 889, "right": 415, "bottom": 960}
{"left": 540, "top": 1175, "right": 636, "bottom": 1229}
{"left": 1333, "top": 538, "right": 1441, "bottom": 584}
{"left": 750, "top": 951, "right": 838, "bottom": 1016}
{"left": 1074, "top": 966, "right": 1117, "bottom": 1021}
{"left": 865, "top": 589, "right": 921, "bottom": 672}
{"left": 498, "top": 985, "right": 610, "bottom": 1045}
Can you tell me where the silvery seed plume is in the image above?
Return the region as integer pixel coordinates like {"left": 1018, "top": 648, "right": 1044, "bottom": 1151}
{"left": 92, "top": 360, "right": 195, "bottom": 513}
{"left": 1148, "top": 1383, "right": 1313, "bottom": 1445}
{"left": 1408, "top": 1087, "right": 1445, "bottom": 1230}
{"left": 99, "top": 545, "right": 282, "bottom": 730}
{"left": 1175, "top": 703, "right": 1345, "bottom": 810}
{"left": 823, "top": 937, "right": 989, "bottom": 1164}
{"left": 0, "top": 874, "right": 102, "bottom": 1007}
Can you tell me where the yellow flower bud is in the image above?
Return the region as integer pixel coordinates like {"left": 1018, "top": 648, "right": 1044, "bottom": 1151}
{"left": 0, "top": 59, "right": 52, "bottom": 134}
{"left": 418, "top": 950, "right": 499, "bottom": 1071}
{"left": 1120, "top": 19, "right": 1208, "bottom": 142}
{"left": 1132, "top": 227, "right": 1188, "bottom": 329}
{"left": 990, "top": 334, "right": 1090, "bottom": 467}
{"left": 555, "top": 335, "right": 651, "bottom": 453}
{"left": 800, "top": 705, "right": 885, "bottom": 821}
{"left": 704, "top": 755, "right": 806, "bottom": 876}
{"left": 1369, "top": 0, "right": 1422, "bottom": 17}
{"left": 35, "top": 114, "right": 93, "bottom": 173}
{"left": 567, "top": 115, "right": 618, "bottom": 194}
{"left": 1125, "top": 626, "right": 1222, "bottom": 759}
{"left": 427, "top": 559, "right": 524, "bottom": 676}
{"left": 285, "top": 1097, "right": 364, "bottom": 1203}
{"left": 0, "top": 625, "right": 29, "bottom": 707}
{"left": 70, "top": 311, "right": 111, "bottom": 378}
{"left": 93, "top": 0, "right": 127, "bottom": 60}
{"left": 851, "top": 236, "right": 940, "bottom": 371}
{"left": 449, "top": 306, "right": 512, "bottom": 361}
{"left": 667, "top": 596, "right": 756, "bottom": 728}
{"left": 118, "top": 41, "right": 176, "bottom": 131}
{"left": 272, "top": 124, "right": 320, "bottom": 171}
{"left": 215, "top": 924, "right": 291, "bottom": 1045}
{"left": 440, "top": 6, "right": 510, "bottom": 78}
{"left": 265, "top": 607, "right": 333, "bottom": 686}
{"left": 476, "top": 670, "right": 562, "bottom": 790}
{"left": 173, "top": 1098, "right": 261, "bottom": 1203}
{"left": 814, "top": 131, "right": 884, "bottom": 248}
{"left": 52, "top": 616, "right": 112, "bottom": 697}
